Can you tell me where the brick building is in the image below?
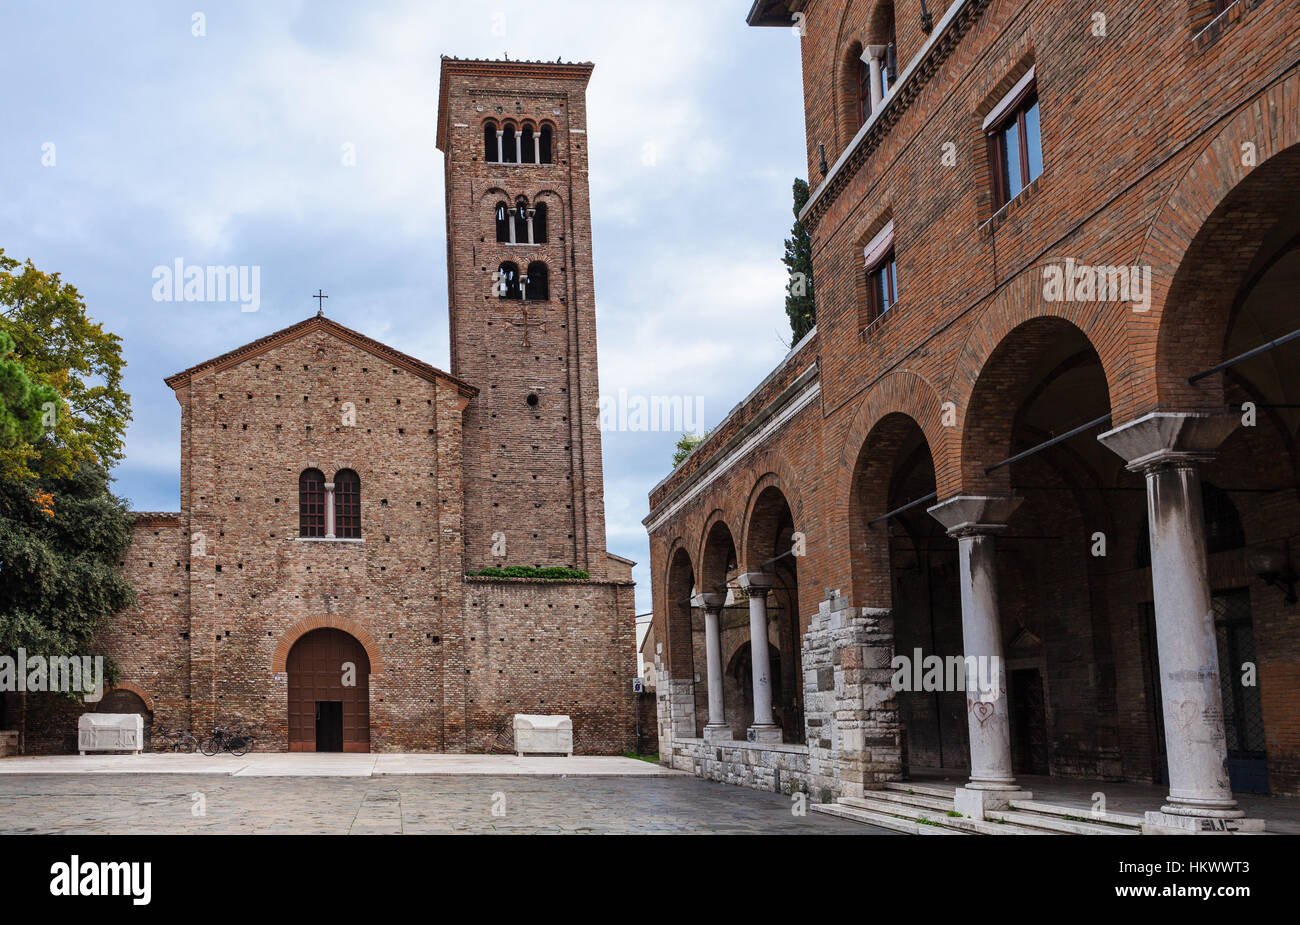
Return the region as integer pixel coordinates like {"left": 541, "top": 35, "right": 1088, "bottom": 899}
{"left": 646, "top": 0, "right": 1300, "bottom": 832}
{"left": 7, "top": 56, "right": 637, "bottom": 756}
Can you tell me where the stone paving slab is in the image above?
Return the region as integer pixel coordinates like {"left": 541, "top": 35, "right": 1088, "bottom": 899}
{"left": 0, "top": 753, "right": 677, "bottom": 778}
{"left": 0, "top": 773, "right": 886, "bottom": 835}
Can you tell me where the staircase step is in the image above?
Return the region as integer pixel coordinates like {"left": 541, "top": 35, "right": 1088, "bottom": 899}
{"left": 1007, "top": 799, "right": 1144, "bottom": 829}
{"left": 812, "top": 802, "right": 966, "bottom": 835}
{"left": 839, "top": 797, "right": 1049, "bottom": 835}
{"left": 881, "top": 781, "right": 958, "bottom": 800}
{"left": 997, "top": 809, "right": 1140, "bottom": 835}
{"left": 852, "top": 789, "right": 955, "bottom": 812}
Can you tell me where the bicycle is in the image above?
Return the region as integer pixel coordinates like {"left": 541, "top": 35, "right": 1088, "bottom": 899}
{"left": 200, "top": 726, "right": 256, "bottom": 757}
{"left": 152, "top": 726, "right": 199, "bottom": 753}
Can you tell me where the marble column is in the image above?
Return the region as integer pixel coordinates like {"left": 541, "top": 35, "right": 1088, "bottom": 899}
{"left": 692, "top": 591, "right": 730, "bottom": 740}
{"left": 864, "top": 45, "right": 886, "bottom": 110}
{"left": 737, "top": 572, "right": 781, "bottom": 743}
{"left": 515, "top": 133, "right": 523, "bottom": 164}
{"left": 533, "top": 134, "right": 542, "bottom": 164}
{"left": 928, "top": 494, "right": 1029, "bottom": 816}
{"left": 526, "top": 209, "right": 536, "bottom": 245}
{"left": 495, "top": 130, "right": 504, "bottom": 164}
{"left": 323, "top": 481, "right": 336, "bottom": 539}
{"left": 1099, "top": 411, "right": 1264, "bottom": 833}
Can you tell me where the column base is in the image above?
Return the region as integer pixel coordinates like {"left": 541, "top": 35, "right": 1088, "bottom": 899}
{"left": 702, "top": 724, "right": 733, "bottom": 742}
{"left": 954, "top": 785, "right": 1031, "bottom": 819}
{"left": 746, "top": 724, "right": 783, "bottom": 744}
{"left": 1142, "top": 811, "right": 1266, "bottom": 835}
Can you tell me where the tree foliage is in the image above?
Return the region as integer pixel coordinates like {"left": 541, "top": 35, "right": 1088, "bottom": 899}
{"left": 0, "top": 250, "right": 130, "bottom": 480}
{"left": 782, "top": 178, "right": 816, "bottom": 342}
{"left": 0, "top": 464, "right": 133, "bottom": 673}
{"left": 672, "top": 431, "right": 709, "bottom": 468}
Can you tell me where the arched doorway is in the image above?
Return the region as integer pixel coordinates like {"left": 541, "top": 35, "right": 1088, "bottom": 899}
{"left": 97, "top": 689, "right": 153, "bottom": 750}
{"left": 287, "top": 628, "right": 371, "bottom": 752}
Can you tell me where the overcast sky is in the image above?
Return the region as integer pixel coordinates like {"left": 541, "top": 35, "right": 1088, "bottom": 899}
{"left": 0, "top": 0, "right": 807, "bottom": 619}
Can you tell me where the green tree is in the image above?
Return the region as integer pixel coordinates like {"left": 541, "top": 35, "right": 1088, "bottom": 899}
{"left": 782, "top": 178, "right": 816, "bottom": 342}
{"left": 0, "top": 330, "right": 59, "bottom": 467}
{"left": 672, "top": 431, "right": 708, "bottom": 467}
{"left": 0, "top": 250, "right": 130, "bottom": 480}
{"left": 0, "top": 463, "right": 133, "bottom": 676}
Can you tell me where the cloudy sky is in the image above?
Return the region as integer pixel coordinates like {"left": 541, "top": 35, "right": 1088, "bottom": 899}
{"left": 0, "top": 0, "right": 807, "bottom": 618}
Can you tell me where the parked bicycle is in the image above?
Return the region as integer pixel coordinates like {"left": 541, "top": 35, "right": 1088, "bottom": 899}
{"left": 152, "top": 726, "right": 199, "bottom": 753}
{"left": 200, "top": 726, "right": 255, "bottom": 757}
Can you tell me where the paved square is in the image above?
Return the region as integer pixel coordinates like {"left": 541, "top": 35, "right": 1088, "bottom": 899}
{"left": 0, "top": 772, "right": 888, "bottom": 834}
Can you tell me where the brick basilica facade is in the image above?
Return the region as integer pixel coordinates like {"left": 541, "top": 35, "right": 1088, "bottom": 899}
{"left": 647, "top": 0, "right": 1300, "bottom": 832}
{"left": 7, "top": 57, "right": 637, "bottom": 755}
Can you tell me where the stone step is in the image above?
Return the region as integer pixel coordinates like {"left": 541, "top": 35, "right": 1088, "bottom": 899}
{"left": 1007, "top": 799, "right": 1144, "bottom": 829}
{"left": 838, "top": 797, "right": 1049, "bottom": 835}
{"left": 856, "top": 788, "right": 955, "bottom": 812}
{"left": 881, "top": 781, "right": 958, "bottom": 800}
{"left": 997, "top": 809, "right": 1139, "bottom": 835}
{"left": 811, "top": 801, "right": 967, "bottom": 835}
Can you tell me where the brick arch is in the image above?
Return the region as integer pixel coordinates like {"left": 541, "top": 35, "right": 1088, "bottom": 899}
{"left": 838, "top": 371, "right": 945, "bottom": 607}
{"left": 953, "top": 313, "right": 1112, "bottom": 495}
{"left": 660, "top": 537, "right": 697, "bottom": 680}
{"left": 740, "top": 469, "right": 803, "bottom": 574}
{"left": 107, "top": 680, "right": 155, "bottom": 713}
{"left": 697, "top": 508, "right": 741, "bottom": 596}
{"left": 273, "top": 616, "right": 383, "bottom": 674}
{"left": 1139, "top": 71, "right": 1300, "bottom": 414}
{"left": 946, "top": 272, "right": 1124, "bottom": 494}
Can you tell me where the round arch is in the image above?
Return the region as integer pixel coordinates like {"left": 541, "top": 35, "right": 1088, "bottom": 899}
{"left": 273, "top": 615, "right": 383, "bottom": 674}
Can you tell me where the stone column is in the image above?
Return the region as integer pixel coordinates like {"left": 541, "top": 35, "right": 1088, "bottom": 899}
{"left": 508, "top": 210, "right": 516, "bottom": 245}
{"left": 1099, "top": 411, "right": 1264, "bottom": 833}
{"left": 323, "top": 481, "right": 336, "bottom": 539}
{"left": 515, "top": 133, "right": 523, "bottom": 164}
{"left": 526, "top": 209, "right": 536, "bottom": 245}
{"left": 533, "top": 134, "right": 542, "bottom": 164}
{"left": 495, "top": 130, "right": 504, "bottom": 164}
{"left": 737, "top": 572, "right": 781, "bottom": 743}
{"left": 928, "top": 494, "right": 1029, "bottom": 817}
{"left": 692, "top": 592, "right": 730, "bottom": 740}
{"left": 863, "top": 45, "right": 886, "bottom": 110}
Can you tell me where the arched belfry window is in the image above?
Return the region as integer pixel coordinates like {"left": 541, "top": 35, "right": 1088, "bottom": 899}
{"left": 334, "top": 469, "right": 361, "bottom": 539}
{"left": 533, "top": 202, "right": 548, "bottom": 243}
{"left": 483, "top": 121, "right": 499, "bottom": 162}
{"left": 539, "top": 124, "right": 554, "bottom": 164}
{"left": 496, "top": 261, "right": 521, "bottom": 300}
{"left": 495, "top": 201, "right": 510, "bottom": 243}
{"left": 513, "top": 197, "right": 530, "bottom": 243}
{"left": 524, "top": 261, "right": 549, "bottom": 301}
{"left": 521, "top": 125, "right": 537, "bottom": 164}
{"left": 502, "top": 123, "right": 518, "bottom": 164}
{"left": 299, "top": 469, "right": 326, "bottom": 537}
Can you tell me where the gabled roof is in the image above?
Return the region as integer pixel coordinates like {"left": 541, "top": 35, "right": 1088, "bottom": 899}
{"left": 162, "top": 315, "right": 477, "bottom": 398}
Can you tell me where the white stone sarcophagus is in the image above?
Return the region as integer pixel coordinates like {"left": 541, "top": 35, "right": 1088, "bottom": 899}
{"left": 513, "top": 714, "right": 573, "bottom": 757}
{"left": 77, "top": 713, "right": 144, "bottom": 755}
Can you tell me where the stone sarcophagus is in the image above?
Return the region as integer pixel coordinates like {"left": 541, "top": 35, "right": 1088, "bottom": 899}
{"left": 513, "top": 714, "right": 573, "bottom": 756}
{"left": 78, "top": 713, "right": 144, "bottom": 755}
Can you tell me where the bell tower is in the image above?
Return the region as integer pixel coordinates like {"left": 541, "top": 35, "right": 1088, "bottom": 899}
{"left": 437, "top": 56, "right": 609, "bottom": 577}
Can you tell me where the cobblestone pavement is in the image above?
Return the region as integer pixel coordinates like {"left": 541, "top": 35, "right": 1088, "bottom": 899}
{"left": 0, "top": 774, "right": 891, "bottom": 834}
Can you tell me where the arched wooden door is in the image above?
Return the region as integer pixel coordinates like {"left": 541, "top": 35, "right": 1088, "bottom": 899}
{"left": 286, "top": 628, "right": 370, "bottom": 752}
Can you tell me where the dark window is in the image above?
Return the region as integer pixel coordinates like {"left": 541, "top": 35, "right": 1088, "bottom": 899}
{"left": 502, "top": 123, "right": 518, "bottom": 163}
{"left": 882, "top": 9, "right": 897, "bottom": 91}
{"left": 866, "top": 249, "right": 897, "bottom": 321}
{"left": 521, "top": 125, "right": 536, "bottom": 164}
{"left": 539, "top": 124, "right": 553, "bottom": 164}
{"left": 988, "top": 84, "right": 1043, "bottom": 210}
{"left": 483, "top": 121, "right": 498, "bottom": 162}
{"left": 524, "top": 262, "right": 549, "bottom": 301}
{"left": 334, "top": 469, "right": 361, "bottom": 539}
{"left": 299, "top": 468, "right": 326, "bottom": 537}
{"left": 533, "top": 202, "right": 548, "bottom": 243}
{"left": 496, "top": 261, "right": 521, "bottom": 300}
{"left": 494, "top": 201, "right": 510, "bottom": 243}
{"left": 856, "top": 56, "right": 871, "bottom": 127}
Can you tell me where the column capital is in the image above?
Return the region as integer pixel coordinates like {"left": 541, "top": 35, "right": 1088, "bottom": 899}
{"left": 863, "top": 43, "right": 887, "bottom": 59}
{"left": 323, "top": 482, "right": 335, "bottom": 491}
{"left": 1097, "top": 411, "right": 1237, "bottom": 474}
{"left": 690, "top": 591, "right": 726, "bottom": 612}
{"left": 736, "top": 572, "right": 773, "bottom": 595}
{"left": 927, "top": 494, "right": 1022, "bottom": 537}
